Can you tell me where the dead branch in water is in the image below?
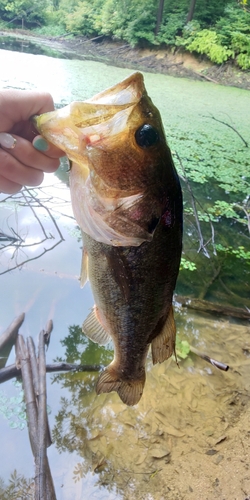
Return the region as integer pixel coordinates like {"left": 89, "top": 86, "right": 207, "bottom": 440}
{"left": 27, "top": 336, "right": 52, "bottom": 448}
{"left": 189, "top": 345, "right": 229, "bottom": 371}
{"left": 204, "top": 115, "right": 248, "bottom": 147}
{"left": 194, "top": 71, "right": 218, "bottom": 84}
{"left": 36, "top": 330, "right": 50, "bottom": 499}
{"left": 0, "top": 186, "right": 66, "bottom": 275}
{"left": 175, "top": 295, "right": 250, "bottom": 320}
{"left": 0, "top": 361, "right": 103, "bottom": 384}
{"left": 233, "top": 199, "right": 250, "bottom": 234}
{"left": 175, "top": 151, "right": 214, "bottom": 258}
{"left": 16, "top": 334, "right": 38, "bottom": 457}
{"left": 0, "top": 313, "right": 25, "bottom": 368}
{"left": 15, "top": 327, "right": 56, "bottom": 499}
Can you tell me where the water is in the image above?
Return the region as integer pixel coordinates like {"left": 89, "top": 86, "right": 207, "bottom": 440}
{"left": 0, "top": 38, "right": 250, "bottom": 499}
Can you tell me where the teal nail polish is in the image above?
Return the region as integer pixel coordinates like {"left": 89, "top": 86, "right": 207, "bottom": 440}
{"left": 33, "top": 137, "right": 49, "bottom": 152}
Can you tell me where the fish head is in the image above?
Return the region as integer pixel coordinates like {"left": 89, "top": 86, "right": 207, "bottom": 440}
{"left": 33, "top": 72, "right": 172, "bottom": 192}
{"left": 34, "top": 73, "right": 179, "bottom": 246}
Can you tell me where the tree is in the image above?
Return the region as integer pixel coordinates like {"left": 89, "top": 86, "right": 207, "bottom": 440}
{"left": 155, "top": 0, "right": 165, "bottom": 35}
{"left": 0, "top": 0, "right": 48, "bottom": 27}
{"left": 186, "top": 0, "right": 197, "bottom": 23}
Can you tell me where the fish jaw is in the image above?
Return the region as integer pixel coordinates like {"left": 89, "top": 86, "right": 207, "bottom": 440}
{"left": 32, "top": 72, "right": 144, "bottom": 166}
{"left": 33, "top": 72, "right": 174, "bottom": 247}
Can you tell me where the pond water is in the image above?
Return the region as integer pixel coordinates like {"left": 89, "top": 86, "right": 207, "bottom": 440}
{"left": 0, "top": 37, "right": 250, "bottom": 500}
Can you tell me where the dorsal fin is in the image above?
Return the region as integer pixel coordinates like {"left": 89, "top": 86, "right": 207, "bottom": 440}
{"left": 151, "top": 305, "right": 176, "bottom": 364}
{"left": 82, "top": 307, "right": 111, "bottom": 345}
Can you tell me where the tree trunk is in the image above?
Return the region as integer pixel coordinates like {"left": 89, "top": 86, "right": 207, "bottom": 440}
{"left": 155, "top": 0, "right": 165, "bottom": 35}
{"left": 186, "top": 0, "right": 197, "bottom": 23}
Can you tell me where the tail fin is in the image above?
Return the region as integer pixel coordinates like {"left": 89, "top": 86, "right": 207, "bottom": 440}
{"left": 96, "top": 364, "right": 145, "bottom": 406}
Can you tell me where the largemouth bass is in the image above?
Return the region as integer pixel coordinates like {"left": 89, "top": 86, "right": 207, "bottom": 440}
{"left": 34, "top": 73, "right": 183, "bottom": 406}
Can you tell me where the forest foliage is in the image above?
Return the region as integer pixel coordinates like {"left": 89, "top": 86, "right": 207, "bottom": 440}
{"left": 0, "top": 0, "right": 250, "bottom": 69}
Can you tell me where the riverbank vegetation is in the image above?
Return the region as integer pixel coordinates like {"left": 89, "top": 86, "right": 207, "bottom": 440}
{"left": 0, "top": 0, "right": 250, "bottom": 69}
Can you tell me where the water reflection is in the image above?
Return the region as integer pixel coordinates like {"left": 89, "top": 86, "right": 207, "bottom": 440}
{"left": 49, "top": 309, "right": 250, "bottom": 498}
{"left": 0, "top": 35, "right": 70, "bottom": 59}
{"left": 0, "top": 181, "right": 71, "bottom": 275}
{"left": 0, "top": 470, "right": 34, "bottom": 499}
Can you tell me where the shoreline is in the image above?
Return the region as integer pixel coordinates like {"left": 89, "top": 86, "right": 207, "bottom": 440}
{"left": 1, "top": 29, "right": 250, "bottom": 90}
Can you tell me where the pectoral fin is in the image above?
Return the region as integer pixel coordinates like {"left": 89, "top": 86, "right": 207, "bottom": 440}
{"left": 82, "top": 307, "right": 111, "bottom": 345}
{"left": 151, "top": 306, "right": 176, "bottom": 364}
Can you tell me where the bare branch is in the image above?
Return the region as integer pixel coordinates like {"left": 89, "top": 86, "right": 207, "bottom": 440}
{"left": 233, "top": 200, "right": 250, "bottom": 234}
{"left": 0, "top": 361, "right": 102, "bottom": 384}
{"left": 16, "top": 334, "right": 38, "bottom": 457}
{"left": 35, "top": 330, "right": 47, "bottom": 499}
{"left": 0, "top": 239, "right": 63, "bottom": 275}
{"left": 189, "top": 345, "right": 229, "bottom": 371}
{"left": 22, "top": 189, "right": 48, "bottom": 239}
{"left": 0, "top": 184, "right": 68, "bottom": 275}
{"left": 204, "top": 115, "right": 248, "bottom": 147}
{"left": 176, "top": 151, "right": 211, "bottom": 258}
{"left": 0, "top": 313, "right": 25, "bottom": 368}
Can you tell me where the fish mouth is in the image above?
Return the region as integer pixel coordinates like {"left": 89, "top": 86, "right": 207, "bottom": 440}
{"left": 33, "top": 72, "right": 165, "bottom": 247}
{"left": 33, "top": 72, "right": 145, "bottom": 160}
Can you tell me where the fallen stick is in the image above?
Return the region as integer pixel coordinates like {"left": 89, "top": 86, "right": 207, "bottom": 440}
{"left": 175, "top": 295, "right": 250, "bottom": 320}
{"left": 0, "top": 313, "right": 25, "bottom": 368}
{"left": 35, "top": 330, "right": 47, "bottom": 499}
{"left": 44, "top": 319, "right": 53, "bottom": 349}
{"left": 194, "top": 71, "right": 218, "bottom": 84}
{"left": 189, "top": 345, "right": 229, "bottom": 371}
{"left": 29, "top": 331, "right": 56, "bottom": 500}
{"left": 0, "top": 362, "right": 102, "bottom": 384}
{"left": 27, "top": 336, "right": 52, "bottom": 448}
{"left": 16, "top": 334, "right": 38, "bottom": 456}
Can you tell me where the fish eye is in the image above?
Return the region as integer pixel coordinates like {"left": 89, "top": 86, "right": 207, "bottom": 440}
{"left": 135, "top": 124, "right": 159, "bottom": 148}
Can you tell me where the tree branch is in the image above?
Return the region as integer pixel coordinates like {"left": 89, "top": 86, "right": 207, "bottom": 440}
{"left": 204, "top": 115, "right": 248, "bottom": 147}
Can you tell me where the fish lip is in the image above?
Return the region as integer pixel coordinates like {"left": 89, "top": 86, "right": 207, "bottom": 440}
{"left": 85, "top": 72, "right": 145, "bottom": 106}
{"left": 32, "top": 72, "right": 146, "bottom": 140}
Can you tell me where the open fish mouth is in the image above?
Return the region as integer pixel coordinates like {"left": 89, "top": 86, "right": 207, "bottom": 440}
{"left": 33, "top": 72, "right": 168, "bottom": 247}
{"left": 33, "top": 73, "right": 145, "bottom": 163}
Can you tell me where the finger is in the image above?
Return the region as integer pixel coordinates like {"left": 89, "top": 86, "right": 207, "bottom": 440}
{"left": 0, "top": 173, "right": 23, "bottom": 194}
{"left": 1, "top": 135, "right": 60, "bottom": 173}
{"left": 32, "top": 135, "right": 64, "bottom": 159}
{"left": 0, "top": 133, "right": 16, "bottom": 149}
{"left": 0, "top": 149, "right": 44, "bottom": 187}
{"left": 0, "top": 90, "right": 56, "bottom": 131}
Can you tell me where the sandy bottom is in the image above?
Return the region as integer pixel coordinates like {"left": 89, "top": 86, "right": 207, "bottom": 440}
{"left": 54, "top": 310, "right": 250, "bottom": 500}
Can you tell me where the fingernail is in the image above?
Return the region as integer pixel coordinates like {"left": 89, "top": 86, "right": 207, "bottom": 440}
{"left": 33, "top": 136, "right": 49, "bottom": 152}
{"left": 0, "top": 132, "right": 16, "bottom": 149}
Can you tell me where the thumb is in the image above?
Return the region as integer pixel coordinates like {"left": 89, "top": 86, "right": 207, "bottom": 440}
{"left": 32, "top": 135, "right": 65, "bottom": 158}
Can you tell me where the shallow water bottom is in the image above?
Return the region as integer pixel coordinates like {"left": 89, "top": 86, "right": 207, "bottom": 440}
{"left": 46, "top": 310, "right": 250, "bottom": 500}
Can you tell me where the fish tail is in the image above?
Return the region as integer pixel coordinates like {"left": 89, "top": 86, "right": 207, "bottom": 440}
{"left": 96, "top": 364, "right": 145, "bottom": 406}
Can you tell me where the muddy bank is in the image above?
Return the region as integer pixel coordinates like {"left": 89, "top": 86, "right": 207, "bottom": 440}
{"left": 60, "top": 35, "right": 250, "bottom": 90}
{"left": 1, "top": 29, "right": 250, "bottom": 90}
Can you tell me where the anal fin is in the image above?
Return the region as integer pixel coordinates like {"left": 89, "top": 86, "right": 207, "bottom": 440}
{"left": 96, "top": 364, "right": 145, "bottom": 406}
{"left": 151, "top": 305, "right": 176, "bottom": 364}
{"left": 82, "top": 307, "right": 111, "bottom": 346}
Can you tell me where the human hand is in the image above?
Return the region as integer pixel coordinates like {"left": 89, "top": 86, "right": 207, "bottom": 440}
{"left": 0, "top": 89, "right": 65, "bottom": 194}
